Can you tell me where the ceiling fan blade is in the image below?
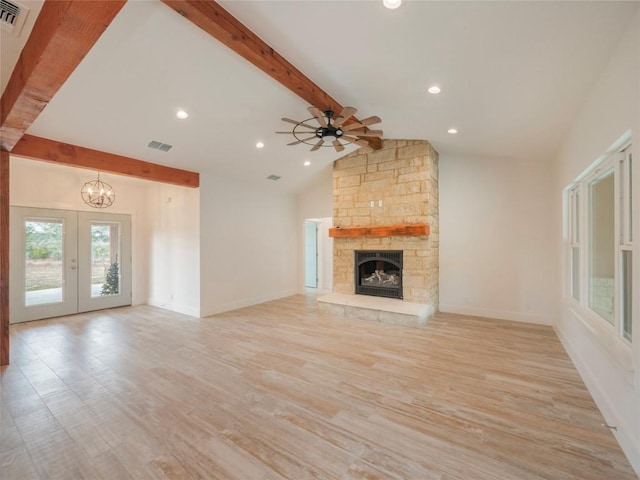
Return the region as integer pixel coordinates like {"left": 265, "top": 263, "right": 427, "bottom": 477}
{"left": 332, "top": 139, "right": 345, "bottom": 153}
{"left": 288, "top": 136, "right": 317, "bottom": 146}
{"left": 276, "top": 131, "right": 314, "bottom": 134}
{"left": 342, "top": 116, "right": 382, "bottom": 131}
{"left": 341, "top": 135, "right": 369, "bottom": 147}
{"left": 310, "top": 139, "right": 324, "bottom": 151}
{"left": 358, "top": 115, "right": 382, "bottom": 126}
{"left": 344, "top": 129, "right": 383, "bottom": 137}
{"left": 281, "top": 118, "right": 319, "bottom": 130}
{"left": 308, "top": 107, "right": 328, "bottom": 127}
{"left": 333, "top": 106, "right": 357, "bottom": 128}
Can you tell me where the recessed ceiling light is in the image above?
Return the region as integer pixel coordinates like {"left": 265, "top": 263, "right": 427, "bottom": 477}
{"left": 448, "top": 128, "right": 458, "bottom": 134}
{"left": 176, "top": 110, "right": 188, "bottom": 119}
{"left": 383, "top": 0, "right": 402, "bottom": 9}
{"left": 256, "top": 141, "right": 265, "bottom": 149}
{"left": 427, "top": 86, "right": 441, "bottom": 94}
{"left": 304, "top": 160, "right": 311, "bottom": 166}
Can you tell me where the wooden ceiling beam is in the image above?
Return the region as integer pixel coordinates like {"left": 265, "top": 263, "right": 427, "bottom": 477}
{"left": 160, "top": 0, "right": 382, "bottom": 150}
{"left": 12, "top": 135, "right": 200, "bottom": 188}
{"left": 0, "top": 150, "right": 9, "bottom": 366}
{"left": 0, "top": 0, "right": 127, "bottom": 151}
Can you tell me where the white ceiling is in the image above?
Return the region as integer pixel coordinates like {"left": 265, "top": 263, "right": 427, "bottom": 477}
{"left": 3, "top": 0, "right": 638, "bottom": 193}
{"left": 0, "top": 0, "right": 43, "bottom": 92}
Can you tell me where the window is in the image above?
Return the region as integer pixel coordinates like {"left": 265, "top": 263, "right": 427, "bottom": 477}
{"left": 589, "top": 167, "right": 614, "bottom": 324}
{"left": 565, "top": 141, "right": 633, "bottom": 344}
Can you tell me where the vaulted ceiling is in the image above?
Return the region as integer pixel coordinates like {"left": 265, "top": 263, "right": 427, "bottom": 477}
{"left": 1, "top": 0, "right": 638, "bottom": 193}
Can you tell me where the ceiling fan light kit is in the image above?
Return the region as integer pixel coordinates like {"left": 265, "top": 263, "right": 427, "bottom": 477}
{"left": 279, "top": 106, "right": 383, "bottom": 153}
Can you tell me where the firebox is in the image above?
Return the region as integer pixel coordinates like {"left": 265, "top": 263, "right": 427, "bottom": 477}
{"left": 354, "top": 250, "right": 403, "bottom": 299}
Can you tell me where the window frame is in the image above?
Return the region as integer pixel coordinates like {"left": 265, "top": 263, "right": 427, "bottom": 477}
{"left": 564, "top": 139, "right": 633, "bottom": 349}
{"left": 618, "top": 146, "right": 633, "bottom": 341}
{"left": 568, "top": 185, "right": 581, "bottom": 301}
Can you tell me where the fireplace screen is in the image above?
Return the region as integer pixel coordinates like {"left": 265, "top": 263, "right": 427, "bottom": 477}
{"left": 354, "top": 250, "right": 403, "bottom": 299}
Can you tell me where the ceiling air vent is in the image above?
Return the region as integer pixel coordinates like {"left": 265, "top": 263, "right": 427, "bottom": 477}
{"left": 267, "top": 175, "right": 281, "bottom": 181}
{"left": 147, "top": 140, "right": 173, "bottom": 152}
{"left": 1, "top": 0, "right": 29, "bottom": 36}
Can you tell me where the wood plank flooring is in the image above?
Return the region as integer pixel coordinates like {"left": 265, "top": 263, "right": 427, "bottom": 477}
{"left": 1, "top": 294, "right": 637, "bottom": 479}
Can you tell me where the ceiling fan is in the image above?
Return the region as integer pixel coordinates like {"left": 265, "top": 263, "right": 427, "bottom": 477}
{"left": 277, "top": 106, "right": 383, "bottom": 153}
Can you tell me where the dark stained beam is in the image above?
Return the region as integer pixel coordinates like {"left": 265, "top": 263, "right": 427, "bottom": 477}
{"left": 0, "top": 150, "right": 9, "bottom": 366}
{"left": 12, "top": 135, "right": 200, "bottom": 188}
{"left": 329, "top": 224, "right": 429, "bottom": 238}
{"left": 0, "top": 0, "right": 127, "bottom": 151}
{"left": 160, "top": 0, "right": 382, "bottom": 150}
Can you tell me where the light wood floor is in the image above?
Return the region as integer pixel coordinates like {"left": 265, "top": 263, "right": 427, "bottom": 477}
{"left": 1, "top": 294, "right": 637, "bottom": 480}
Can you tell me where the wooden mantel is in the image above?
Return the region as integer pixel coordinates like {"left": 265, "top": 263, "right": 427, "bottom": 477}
{"left": 329, "top": 224, "right": 429, "bottom": 238}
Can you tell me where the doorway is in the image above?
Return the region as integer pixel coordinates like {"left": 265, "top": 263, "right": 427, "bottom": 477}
{"left": 303, "top": 217, "right": 333, "bottom": 292}
{"left": 10, "top": 207, "right": 132, "bottom": 323}
{"left": 304, "top": 220, "right": 319, "bottom": 288}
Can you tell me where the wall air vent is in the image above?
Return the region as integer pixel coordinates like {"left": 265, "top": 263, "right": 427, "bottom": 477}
{"left": 1, "top": 0, "right": 29, "bottom": 36}
{"left": 267, "top": 175, "right": 281, "bottom": 181}
{"left": 147, "top": 140, "right": 173, "bottom": 152}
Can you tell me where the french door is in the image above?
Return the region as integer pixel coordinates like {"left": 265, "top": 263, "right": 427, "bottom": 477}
{"left": 10, "top": 207, "right": 132, "bottom": 323}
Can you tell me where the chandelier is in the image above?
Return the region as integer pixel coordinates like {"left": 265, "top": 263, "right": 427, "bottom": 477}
{"left": 80, "top": 173, "right": 115, "bottom": 208}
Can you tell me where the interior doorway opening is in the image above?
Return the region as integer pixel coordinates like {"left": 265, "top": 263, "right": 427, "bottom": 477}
{"left": 303, "top": 217, "right": 333, "bottom": 293}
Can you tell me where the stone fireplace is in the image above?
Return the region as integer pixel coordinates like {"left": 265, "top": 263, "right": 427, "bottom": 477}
{"left": 319, "top": 139, "right": 439, "bottom": 324}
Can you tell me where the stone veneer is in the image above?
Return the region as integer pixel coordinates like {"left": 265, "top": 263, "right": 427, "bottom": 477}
{"left": 332, "top": 139, "right": 439, "bottom": 312}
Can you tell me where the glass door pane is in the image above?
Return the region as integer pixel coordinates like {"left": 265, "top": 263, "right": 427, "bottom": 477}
{"left": 24, "top": 219, "right": 65, "bottom": 306}
{"left": 91, "top": 222, "right": 120, "bottom": 297}
{"left": 10, "top": 207, "right": 79, "bottom": 324}
{"left": 78, "top": 211, "right": 131, "bottom": 313}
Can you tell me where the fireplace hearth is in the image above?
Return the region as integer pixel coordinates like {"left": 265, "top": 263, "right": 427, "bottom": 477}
{"left": 354, "top": 250, "right": 403, "bottom": 299}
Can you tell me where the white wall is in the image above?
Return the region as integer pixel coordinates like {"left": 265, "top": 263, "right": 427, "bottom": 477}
{"left": 199, "top": 174, "right": 298, "bottom": 317}
{"left": 297, "top": 166, "right": 333, "bottom": 219}
{"left": 146, "top": 183, "right": 200, "bottom": 317}
{"left": 553, "top": 11, "right": 639, "bottom": 474}
{"left": 315, "top": 217, "right": 333, "bottom": 292}
{"left": 439, "top": 153, "right": 556, "bottom": 325}
{"left": 9, "top": 157, "right": 152, "bottom": 305}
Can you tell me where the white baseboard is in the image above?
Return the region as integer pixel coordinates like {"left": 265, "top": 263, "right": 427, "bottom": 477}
{"left": 554, "top": 322, "right": 640, "bottom": 476}
{"left": 439, "top": 303, "right": 551, "bottom": 325}
{"left": 200, "top": 289, "right": 299, "bottom": 317}
{"left": 147, "top": 297, "right": 200, "bottom": 317}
